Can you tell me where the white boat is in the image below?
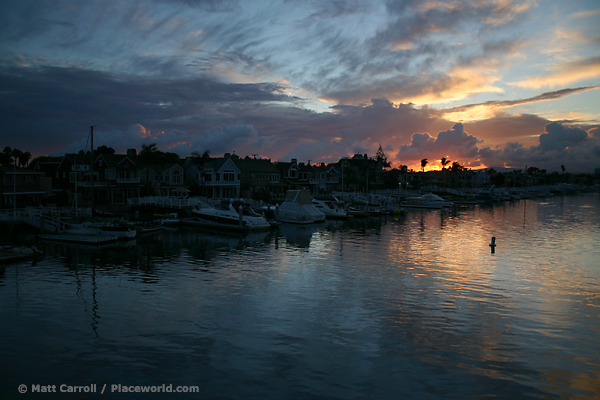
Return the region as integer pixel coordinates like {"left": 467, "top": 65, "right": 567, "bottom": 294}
{"left": 312, "top": 198, "right": 349, "bottom": 219}
{"left": 401, "top": 193, "right": 453, "bottom": 209}
{"left": 188, "top": 200, "right": 270, "bottom": 231}
{"left": 275, "top": 189, "right": 326, "bottom": 224}
{"left": 81, "top": 220, "right": 137, "bottom": 239}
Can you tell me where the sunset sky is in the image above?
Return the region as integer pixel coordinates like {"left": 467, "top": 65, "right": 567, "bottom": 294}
{"left": 1, "top": 0, "right": 599, "bottom": 172}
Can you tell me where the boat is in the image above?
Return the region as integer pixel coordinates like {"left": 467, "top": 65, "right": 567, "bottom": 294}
{"left": 347, "top": 201, "right": 384, "bottom": 216}
{"left": 347, "top": 203, "right": 369, "bottom": 217}
{"left": 253, "top": 206, "right": 281, "bottom": 229}
{"left": 160, "top": 213, "right": 181, "bottom": 226}
{"left": 274, "top": 189, "right": 326, "bottom": 224}
{"left": 188, "top": 200, "right": 271, "bottom": 231}
{"left": 135, "top": 224, "right": 162, "bottom": 234}
{"left": 0, "top": 245, "right": 43, "bottom": 264}
{"left": 81, "top": 220, "right": 137, "bottom": 239}
{"left": 312, "top": 198, "right": 349, "bottom": 219}
{"left": 401, "top": 193, "right": 453, "bottom": 209}
{"left": 39, "top": 233, "right": 119, "bottom": 244}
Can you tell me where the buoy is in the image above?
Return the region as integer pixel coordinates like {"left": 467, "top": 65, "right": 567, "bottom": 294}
{"left": 489, "top": 236, "right": 496, "bottom": 253}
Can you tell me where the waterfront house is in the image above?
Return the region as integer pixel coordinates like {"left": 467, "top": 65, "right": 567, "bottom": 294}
{"left": 201, "top": 155, "right": 241, "bottom": 198}
{"left": 234, "top": 157, "right": 283, "bottom": 201}
{"left": 0, "top": 166, "right": 47, "bottom": 208}
{"left": 94, "top": 150, "right": 140, "bottom": 204}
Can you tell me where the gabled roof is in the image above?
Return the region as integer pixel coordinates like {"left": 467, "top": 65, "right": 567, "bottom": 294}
{"left": 233, "top": 158, "right": 279, "bottom": 173}
{"left": 96, "top": 154, "right": 135, "bottom": 168}
{"left": 58, "top": 153, "right": 91, "bottom": 170}
{"left": 203, "top": 157, "right": 240, "bottom": 173}
{"left": 151, "top": 163, "right": 183, "bottom": 172}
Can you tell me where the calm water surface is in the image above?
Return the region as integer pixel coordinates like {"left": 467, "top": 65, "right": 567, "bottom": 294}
{"left": 1, "top": 193, "right": 599, "bottom": 399}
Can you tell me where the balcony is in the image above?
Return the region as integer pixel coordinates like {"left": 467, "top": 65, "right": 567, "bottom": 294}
{"left": 116, "top": 177, "right": 141, "bottom": 184}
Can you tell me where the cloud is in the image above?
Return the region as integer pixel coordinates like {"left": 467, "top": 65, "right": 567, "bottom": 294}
{"left": 444, "top": 86, "right": 600, "bottom": 116}
{"left": 394, "top": 121, "right": 600, "bottom": 172}
{"left": 537, "top": 122, "right": 589, "bottom": 152}
{"left": 514, "top": 56, "right": 600, "bottom": 88}
{"left": 397, "top": 123, "right": 482, "bottom": 167}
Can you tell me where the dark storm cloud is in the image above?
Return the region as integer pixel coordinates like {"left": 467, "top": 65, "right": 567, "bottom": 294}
{"left": 397, "top": 123, "right": 482, "bottom": 166}
{"left": 537, "top": 122, "right": 589, "bottom": 152}
{"left": 0, "top": 61, "right": 298, "bottom": 156}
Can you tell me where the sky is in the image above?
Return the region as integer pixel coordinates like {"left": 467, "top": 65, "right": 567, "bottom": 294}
{"left": 1, "top": 0, "right": 599, "bottom": 173}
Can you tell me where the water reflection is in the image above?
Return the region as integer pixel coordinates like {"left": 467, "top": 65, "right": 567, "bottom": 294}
{"left": 0, "top": 193, "right": 598, "bottom": 399}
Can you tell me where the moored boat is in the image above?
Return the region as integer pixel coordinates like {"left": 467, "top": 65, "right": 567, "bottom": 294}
{"left": 81, "top": 220, "right": 137, "bottom": 239}
{"left": 401, "top": 193, "right": 453, "bottom": 209}
{"left": 275, "top": 190, "right": 326, "bottom": 224}
{"left": 188, "top": 200, "right": 271, "bottom": 231}
{"left": 312, "top": 198, "right": 349, "bottom": 219}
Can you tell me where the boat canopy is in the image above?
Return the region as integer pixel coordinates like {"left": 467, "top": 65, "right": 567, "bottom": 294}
{"left": 285, "top": 189, "right": 313, "bottom": 205}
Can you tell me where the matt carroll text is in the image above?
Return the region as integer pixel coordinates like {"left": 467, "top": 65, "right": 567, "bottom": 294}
{"left": 22, "top": 384, "right": 102, "bottom": 394}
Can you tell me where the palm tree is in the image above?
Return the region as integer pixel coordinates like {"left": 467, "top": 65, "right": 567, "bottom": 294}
{"left": 440, "top": 157, "right": 450, "bottom": 170}
{"left": 11, "top": 148, "right": 23, "bottom": 167}
{"left": 450, "top": 161, "right": 463, "bottom": 173}
{"left": 561, "top": 165, "right": 565, "bottom": 174}
{"left": 18, "top": 151, "right": 31, "bottom": 168}
{"left": 1, "top": 146, "right": 13, "bottom": 166}
{"left": 139, "top": 143, "right": 158, "bottom": 193}
{"left": 421, "top": 158, "right": 428, "bottom": 172}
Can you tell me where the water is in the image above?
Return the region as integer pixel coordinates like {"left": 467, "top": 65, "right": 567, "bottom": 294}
{"left": 1, "top": 193, "right": 599, "bottom": 399}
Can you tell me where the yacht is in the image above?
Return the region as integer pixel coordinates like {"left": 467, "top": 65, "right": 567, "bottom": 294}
{"left": 312, "top": 198, "right": 349, "bottom": 219}
{"left": 401, "top": 193, "right": 453, "bottom": 209}
{"left": 188, "top": 200, "right": 270, "bottom": 231}
{"left": 275, "top": 189, "right": 326, "bottom": 224}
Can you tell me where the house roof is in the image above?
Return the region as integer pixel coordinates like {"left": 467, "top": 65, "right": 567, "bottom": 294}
{"left": 151, "top": 163, "right": 183, "bottom": 172}
{"left": 233, "top": 159, "right": 279, "bottom": 173}
{"left": 96, "top": 154, "right": 133, "bottom": 168}
{"left": 203, "top": 157, "right": 240, "bottom": 172}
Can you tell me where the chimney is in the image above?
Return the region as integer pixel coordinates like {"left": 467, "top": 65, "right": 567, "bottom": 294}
{"left": 127, "top": 149, "right": 137, "bottom": 159}
{"left": 291, "top": 158, "right": 297, "bottom": 164}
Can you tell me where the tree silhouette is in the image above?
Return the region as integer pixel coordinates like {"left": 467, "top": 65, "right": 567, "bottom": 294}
{"left": 18, "top": 151, "right": 31, "bottom": 167}
{"left": 421, "top": 158, "right": 428, "bottom": 172}
{"left": 375, "top": 145, "right": 391, "bottom": 168}
{"left": 440, "top": 157, "right": 450, "bottom": 170}
{"left": 1, "top": 147, "right": 13, "bottom": 166}
{"left": 96, "top": 145, "right": 115, "bottom": 155}
{"left": 191, "top": 149, "right": 211, "bottom": 167}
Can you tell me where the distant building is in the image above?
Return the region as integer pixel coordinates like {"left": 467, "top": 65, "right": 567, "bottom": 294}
{"left": 0, "top": 166, "right": 46, "bottom": 208}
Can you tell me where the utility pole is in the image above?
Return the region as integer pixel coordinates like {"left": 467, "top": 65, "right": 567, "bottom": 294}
{"left": 90, "top": 126, "right": 94, "bottom": 210}
{"left": 13, "top": 154, "right": 16, "bottom": 214}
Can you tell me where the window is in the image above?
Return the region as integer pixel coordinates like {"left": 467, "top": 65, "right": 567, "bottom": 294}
{"left": 172, "top": 170, "right": 181, "bottom": 184}
{"left": 270, "top": 174, "right": 280, "bottom": 183}
{"left": 223, "top": 170, "right": 235, "bottom": 182}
